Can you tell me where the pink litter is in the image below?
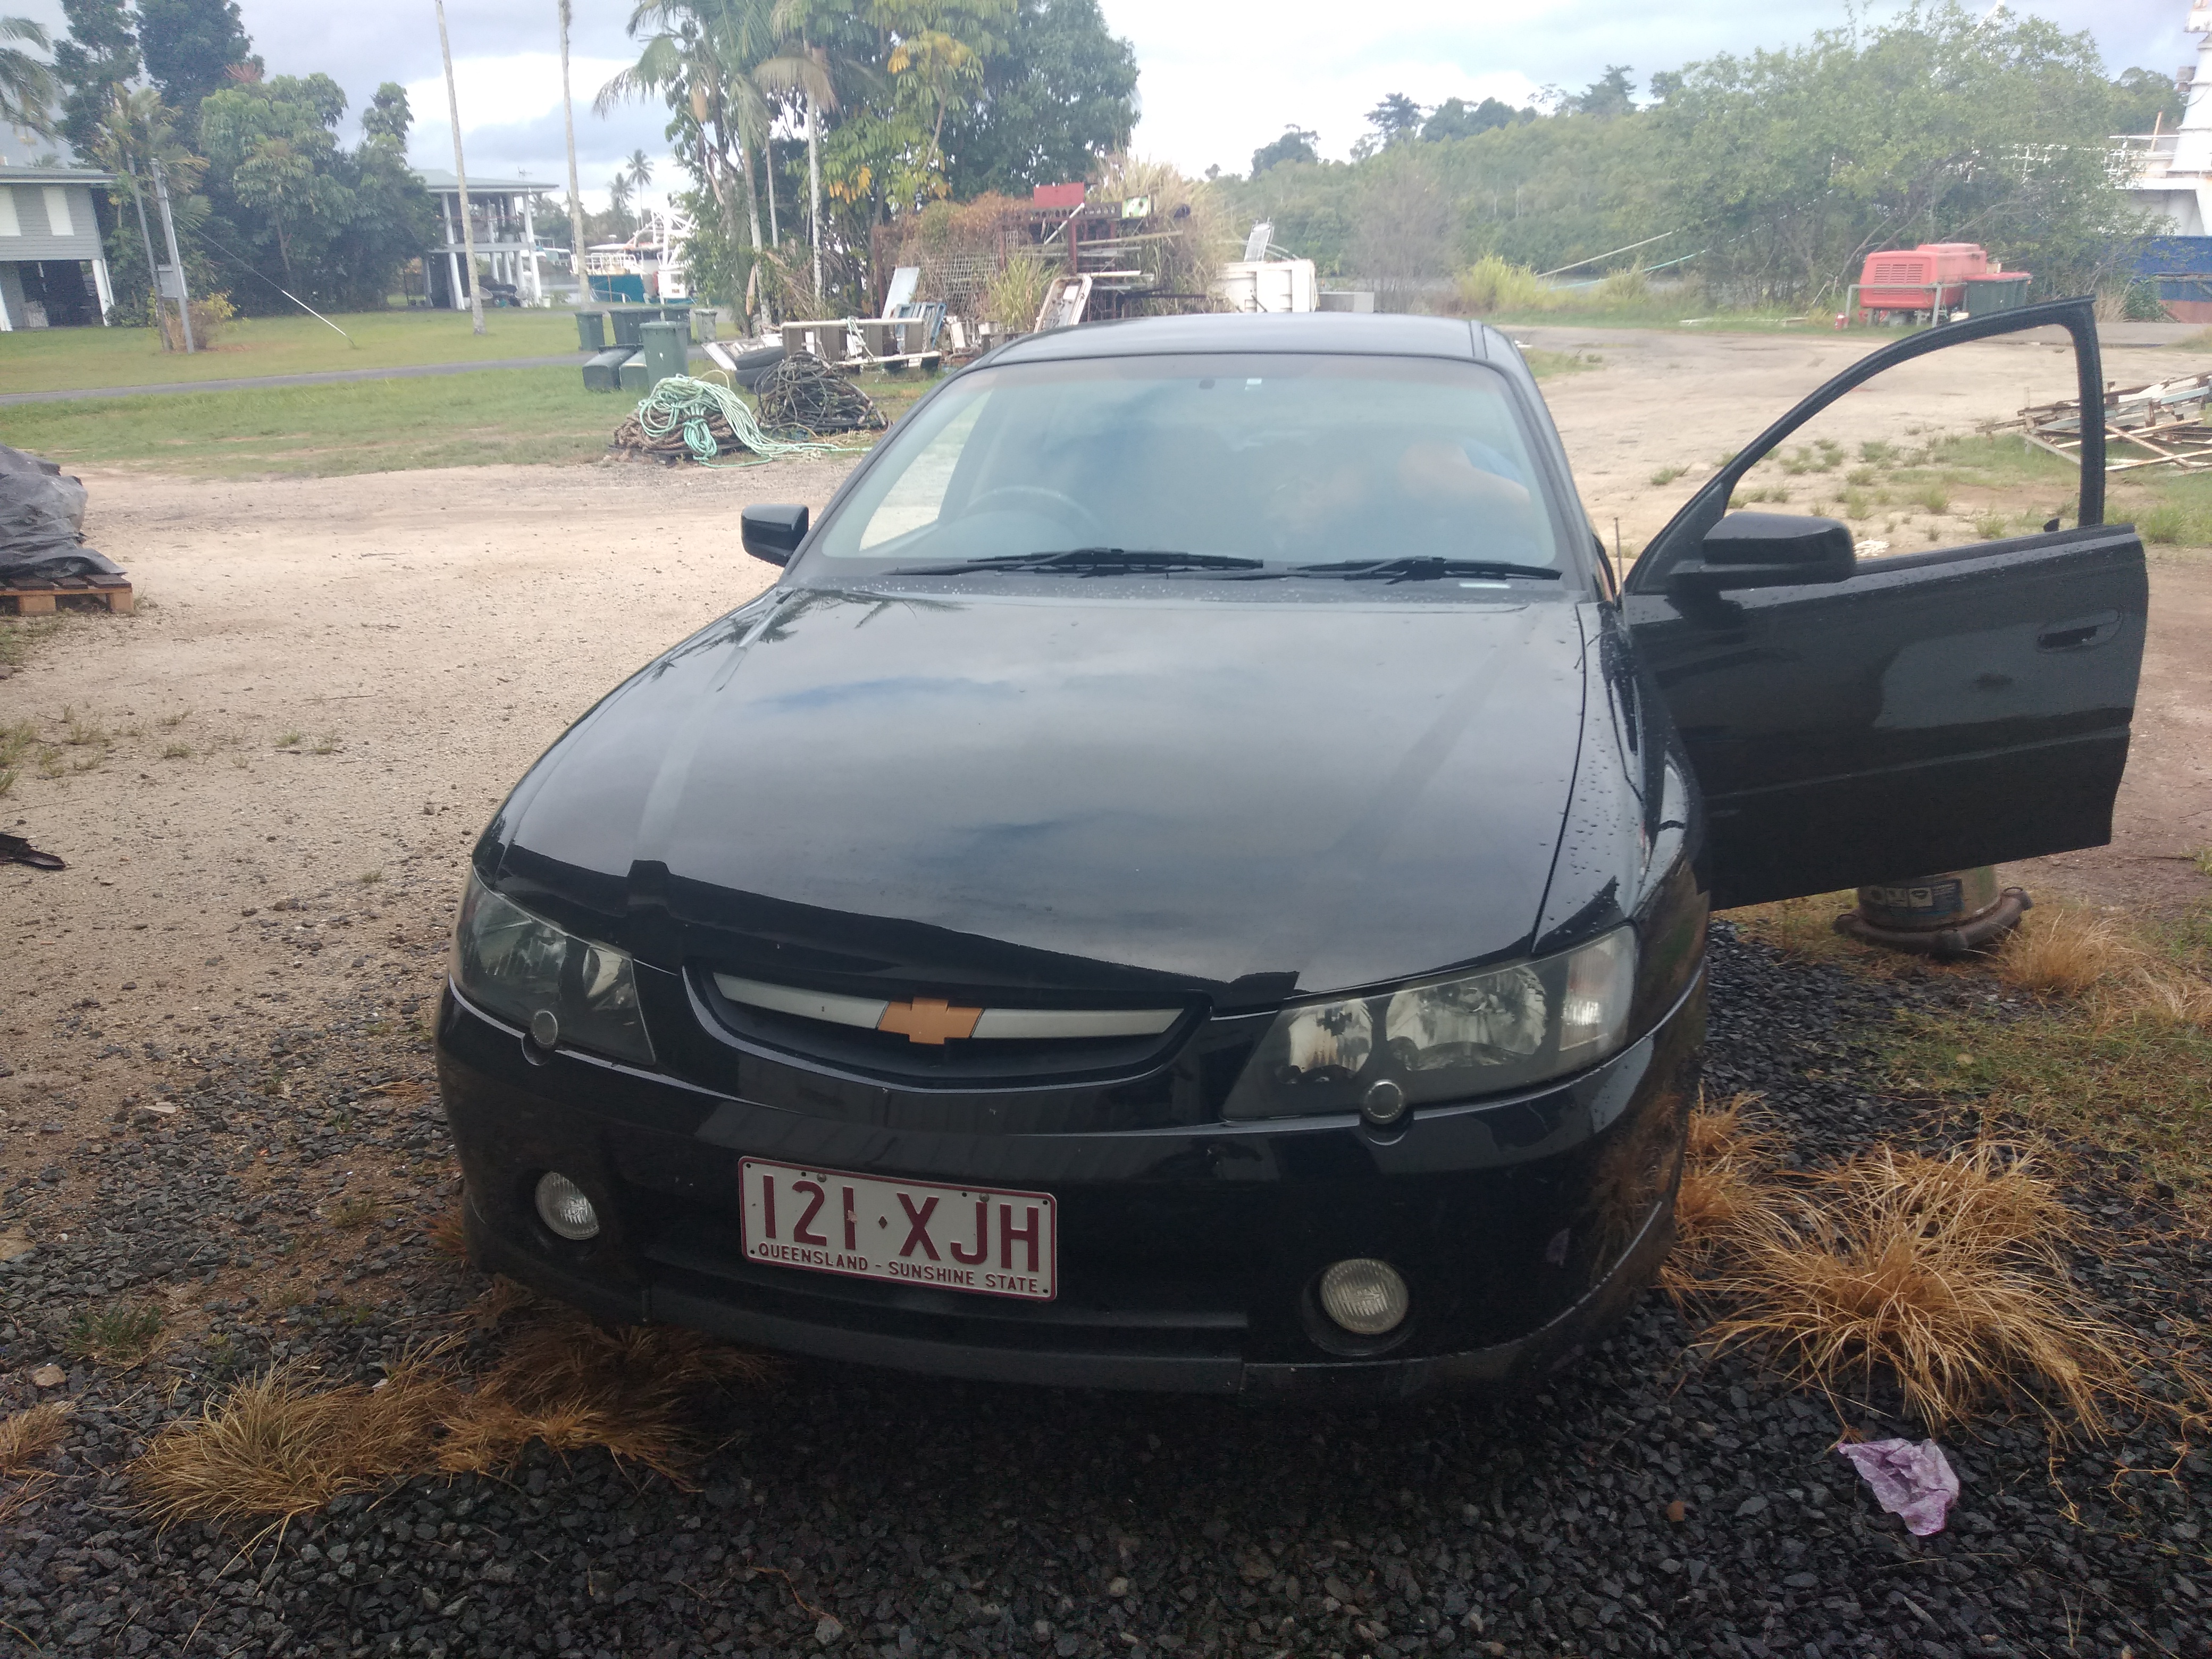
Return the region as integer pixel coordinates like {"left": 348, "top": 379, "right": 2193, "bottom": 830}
{"left": 1836, "top": 1438, "right": 1960, "bottom": 1536}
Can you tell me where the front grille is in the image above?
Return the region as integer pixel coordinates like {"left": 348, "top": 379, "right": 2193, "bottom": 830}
{"left": 692, "top": 967, "right": 1201, "bottom": 1086}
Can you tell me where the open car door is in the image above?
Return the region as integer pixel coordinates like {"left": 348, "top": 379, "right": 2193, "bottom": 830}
{"left": 1623, "top": 296, "right": 2147, "bottom": 910}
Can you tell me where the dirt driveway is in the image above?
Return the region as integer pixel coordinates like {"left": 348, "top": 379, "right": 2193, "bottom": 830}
{"left": 1, "top": 460, "right": 837, "bottom": 1159}
{"left": 2, "top": 326, "right": 2207, "bottom": 1136}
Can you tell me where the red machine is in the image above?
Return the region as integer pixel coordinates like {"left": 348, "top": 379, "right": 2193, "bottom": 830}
{"left": 1856, "top": 243, "right": 1992, "bottom": 322}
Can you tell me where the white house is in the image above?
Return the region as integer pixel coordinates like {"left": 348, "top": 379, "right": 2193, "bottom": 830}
{"left": 415, "top": 167, "right": 562, "bottom": 309}
{"left": 0, "top": 165, "right": 114, "bottom": 330}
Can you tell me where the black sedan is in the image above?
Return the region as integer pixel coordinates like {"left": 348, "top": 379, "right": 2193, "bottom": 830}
{"left": 438, "top": 300, "right": 2144, "bottom": 1396}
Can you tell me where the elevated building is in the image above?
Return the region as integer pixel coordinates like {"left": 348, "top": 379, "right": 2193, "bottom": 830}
{"left": 416, "top": 168, "right": 562, "bottom": 310}
{"left": 0, "top": 165, "right": 114, "bottom": 330}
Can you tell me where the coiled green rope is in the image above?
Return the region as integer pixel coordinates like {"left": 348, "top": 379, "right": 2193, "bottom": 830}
{"left": 629, "top": 374, "right": 857, "bottom": 466}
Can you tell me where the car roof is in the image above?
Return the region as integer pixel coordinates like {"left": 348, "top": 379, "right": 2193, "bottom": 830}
{"left": 986, "top": 312, "right": 1501, "bottom": 364}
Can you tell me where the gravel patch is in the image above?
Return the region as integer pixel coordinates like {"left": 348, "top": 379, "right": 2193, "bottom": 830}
{"left": 3, "top": 924, "right": 2207, "bottom": 1659}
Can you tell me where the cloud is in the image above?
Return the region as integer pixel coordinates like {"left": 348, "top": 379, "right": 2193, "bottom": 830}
{"left": 404, "top": 52, "right": 672, "bottom": 207}
{"left": 8, "top": 0, "right": 2194, "bottom": 192}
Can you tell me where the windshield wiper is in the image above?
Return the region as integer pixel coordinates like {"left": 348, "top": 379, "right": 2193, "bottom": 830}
{"left": 1285, "top": 557, "right": 1562, "bottom": 583}
{"left": 897, "top": 547, "right": 1267, "bottom": 576}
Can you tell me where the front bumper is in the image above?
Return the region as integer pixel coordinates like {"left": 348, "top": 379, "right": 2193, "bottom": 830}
{"left": 438, "top": 973, "right": 1703, "bottom": 1397}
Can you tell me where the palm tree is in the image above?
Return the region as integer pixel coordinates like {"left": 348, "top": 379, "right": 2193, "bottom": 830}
{"left": 434, "top": 0, "right": 485, "bottom": 334}
{"left": 1, "top": 15, "right": 56, "bottom": 140}
{"left": 558, "top": 1, "right": 587, "bottom": 306}
{"left": 624, "top": 147, "right": 655, "bottom": 232}
{"left": 598, "top": 2, "right": 778, "bottom": 266}
{"left": 608, "top": 169, "right": 633, "bottom": 231}
{"left": 89, "top": 85, "right": 186, "bottom": 337}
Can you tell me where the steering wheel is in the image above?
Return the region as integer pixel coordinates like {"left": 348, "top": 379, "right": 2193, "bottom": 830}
{"left": 964, "top": 485, "right": 1107, "bottom": 541}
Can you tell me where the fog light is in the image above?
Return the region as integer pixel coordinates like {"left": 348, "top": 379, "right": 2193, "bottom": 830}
{"left": 1318, "top": 1258, "right": 1409, "bottom": 1336}
{"left": 534, "top": 1171, "right": 601, "bottom": 1241}
{"left": 1359, "top": 1078, "right": 1406, "bottom": 1126}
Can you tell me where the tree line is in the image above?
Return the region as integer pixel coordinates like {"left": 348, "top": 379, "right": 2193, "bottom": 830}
{"left": 1226, "top": 5, "right": 2177, "bottom": 313}
{"left": 2, "top": 0, "right": 2172, "bottom": 328}
{"left": 3, "top": 0, "right": 437, "bottom": 321}
{"left": 592, "top": 0, "right": 1138, "bottom": 319}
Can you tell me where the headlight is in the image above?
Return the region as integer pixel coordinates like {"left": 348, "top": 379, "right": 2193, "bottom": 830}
{"left": 451, "top": 870, "right": 655, "bottom": 1065}
{"left": 1222, "top": 928, "right": 1636, "bottom": 1121}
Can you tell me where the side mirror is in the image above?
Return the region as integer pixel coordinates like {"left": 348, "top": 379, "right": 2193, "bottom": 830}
{"left": 741, "top": 503, "right": 809, "bottom": 566}
{"left": 1672, "top": 511, "right": 1855, "bottom": 593}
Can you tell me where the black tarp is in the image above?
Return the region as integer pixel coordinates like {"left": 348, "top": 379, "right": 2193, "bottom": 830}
{"left": 1, "top": 443, "right": 122, "bottom": 579}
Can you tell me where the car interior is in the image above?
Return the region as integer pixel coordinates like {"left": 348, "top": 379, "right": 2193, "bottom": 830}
{"left": 833, "top": 356, "right": 1563, "bottom": 571}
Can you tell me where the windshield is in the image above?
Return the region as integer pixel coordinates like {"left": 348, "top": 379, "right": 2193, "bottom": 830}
{"left": 801, "top": 352, "right": 1571, "bottom": 582}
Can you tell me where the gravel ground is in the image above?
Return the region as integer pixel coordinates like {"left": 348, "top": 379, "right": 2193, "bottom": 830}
{"left": 3, "top": 924, "right": 2208, "bottom": 1659}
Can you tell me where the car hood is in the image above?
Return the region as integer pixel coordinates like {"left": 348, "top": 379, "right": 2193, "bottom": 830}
{"left": 491, "top": 584, "right": 1591, "bottom": 1008}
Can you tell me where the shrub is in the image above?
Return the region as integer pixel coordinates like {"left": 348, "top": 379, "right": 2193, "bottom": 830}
{"left": 1453, "top": 255, "right": 1554, "bottom": 315}
{"left": 159, "top": 290, "right": 236, "bottom": 351}
{"left": 2138, "top": 502, "right": 2188, "bottom": 545}
{"left": 981, "top": 257, "right": 1053, "bottom": 333}
{"left": 1594, "top": 265, "right": 1649, "bottom": 305}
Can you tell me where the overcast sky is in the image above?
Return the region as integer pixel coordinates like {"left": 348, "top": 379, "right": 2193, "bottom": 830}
{"left": 3, "top": 0, "right": 2200, "bottom": 207}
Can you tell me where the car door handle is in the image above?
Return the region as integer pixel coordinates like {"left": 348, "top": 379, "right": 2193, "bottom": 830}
{"left": 2036, "top": 609, "right": 2121, "bottom": 652}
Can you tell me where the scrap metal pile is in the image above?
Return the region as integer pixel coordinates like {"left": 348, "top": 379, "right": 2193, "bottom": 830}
{"left": 608, "top": 375, "right": 853, "bottom": 467}
{"left": 755, "top": 353, "right": 887, "bottom": 439}
{"left": 2017, "top": 371, "right": 2212, "bottom": 473}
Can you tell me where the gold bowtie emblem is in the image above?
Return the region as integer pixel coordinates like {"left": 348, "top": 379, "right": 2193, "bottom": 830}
{"left": 876, "top": 997, "right": 983, "bottom": 1045}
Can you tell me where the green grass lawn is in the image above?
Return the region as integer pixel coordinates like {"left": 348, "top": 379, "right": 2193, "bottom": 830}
{"left": 0, "top": 364, "right": 940, "bottom": 479}
{"left": 0, "top": 307, "right": 585, "bottom": 393}
{"left": 0, "top": 366, "right": 618, "bottom": 476}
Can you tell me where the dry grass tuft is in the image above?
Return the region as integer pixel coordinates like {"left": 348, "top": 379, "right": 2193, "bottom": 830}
{"left": 133, "top": 1286, "right": 771, "bottom": 1529}
{"left": 1664, "top": 1093, "right": 1785, "bottom": 1292}
{"left": 135, "top": 1355, "right": 458, "bottom": 1530}
{"left": 1995, "top": 904, "right": 2134, "bottom": 999}
{"left": 1692, "top": 1143, "right": 2152, "bottom": 1433}
{"left": 0, "top": 1401, "right": 71, "bottom": 1474}
{"left": 425, "top": 1202, "right": 468, "bottom": 1259}
{"left": 431, "top": 1308, "right": 766, "bottom": 1479}
{"left": 1995, "top": 901, "right": 2212, "bottom": 1026}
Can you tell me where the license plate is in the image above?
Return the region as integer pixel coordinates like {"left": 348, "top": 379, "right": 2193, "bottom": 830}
{"left": 738, "top": 1158, "right": 1058, "bottom": 1302}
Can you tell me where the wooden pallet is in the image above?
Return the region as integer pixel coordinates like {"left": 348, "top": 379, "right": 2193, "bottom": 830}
{"left": 1, "top": 573, "right": 134, "bottom": 616}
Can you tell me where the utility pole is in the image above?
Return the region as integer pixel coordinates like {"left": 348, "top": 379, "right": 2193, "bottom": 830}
{"left": 435, "top": 0, "right": 487, "bottom": 336}
{"left": 558, "top": 1, "right": 588, "bottom": 308}
{"left": 115, "top": 98, "right": 169, "bottom": 350}
{"left": 150, "top": 154, "right": 194, "bottom": 354}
